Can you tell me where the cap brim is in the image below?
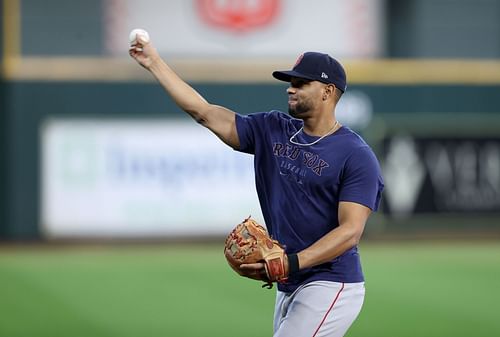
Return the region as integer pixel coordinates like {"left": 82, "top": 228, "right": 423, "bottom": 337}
{"left": 272, "top": 70, "right": 316, "bottom": 82}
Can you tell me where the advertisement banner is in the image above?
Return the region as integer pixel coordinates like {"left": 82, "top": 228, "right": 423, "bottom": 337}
{"left": 382, "top": 134, "right": 500, "bottom": 218}
{"left": 41, "top": 118, "right": 263, "bottom": 238}
{"left": 105, "top": 0, "right": 384, "bottom": 58}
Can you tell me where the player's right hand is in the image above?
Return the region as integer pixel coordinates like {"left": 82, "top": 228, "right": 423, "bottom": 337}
{"left": 238, "top": 262, "right": 269, "bottom": 281}
{"left": 129, "top": 35, "right": 159, "bottom": 70}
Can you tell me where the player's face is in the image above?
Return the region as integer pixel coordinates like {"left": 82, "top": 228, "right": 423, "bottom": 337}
{"left": 287, "top": 78, "right": 322, "bottom": 118}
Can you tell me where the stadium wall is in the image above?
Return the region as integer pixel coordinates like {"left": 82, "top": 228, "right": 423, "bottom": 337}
{"left": 1, "top": 81, "right": 500, "bottom": 239}
{"left": 2, "top": 0, "right": 500, "bottom": 240}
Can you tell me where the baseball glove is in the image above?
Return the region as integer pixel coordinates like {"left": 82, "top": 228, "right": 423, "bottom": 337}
{"left": 224, "top": 216, "right": 287, "bottom": 288}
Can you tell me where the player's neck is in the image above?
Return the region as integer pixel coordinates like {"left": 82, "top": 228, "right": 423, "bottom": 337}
{"left": 301, "top": 104, "right": 338, "bottom": 135}
{"left": 302, "top": 116, "right": 338, "bottom": 137}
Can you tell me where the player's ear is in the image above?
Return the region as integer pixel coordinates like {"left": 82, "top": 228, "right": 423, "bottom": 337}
{"left": 323, "top": 84, "right": 335, "bottom": 100}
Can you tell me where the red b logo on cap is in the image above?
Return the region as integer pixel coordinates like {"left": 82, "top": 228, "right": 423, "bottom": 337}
{"left": 294, "top": 53, "right": 304, "bottom": 67}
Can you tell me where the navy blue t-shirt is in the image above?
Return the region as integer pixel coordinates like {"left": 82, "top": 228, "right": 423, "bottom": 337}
{"left": 235, "top": 110, "right": 384, "bottom": 293}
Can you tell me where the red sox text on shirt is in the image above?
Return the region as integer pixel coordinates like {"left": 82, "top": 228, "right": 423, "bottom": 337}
{"left": 272, "top": 142, "right": 330, "bottom": 176}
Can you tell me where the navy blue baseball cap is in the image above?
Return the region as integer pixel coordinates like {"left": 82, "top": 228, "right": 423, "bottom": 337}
{"left": 272, "top": 52, "right": 347, "bottom": 92}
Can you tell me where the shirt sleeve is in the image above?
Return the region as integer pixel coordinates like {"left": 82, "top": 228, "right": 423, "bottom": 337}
{"left": 235, "top": 112, "right": 276, "bottom": 154}
{"left": 235, "top": 113, "right": 257, "bottom": 154}
{"left": 339, "top": 146, "right": 384, "bottom": 211}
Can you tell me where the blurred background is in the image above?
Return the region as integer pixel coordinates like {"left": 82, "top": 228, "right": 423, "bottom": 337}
{"left": 1, "top": 0, "right": 499, "bottom": 336}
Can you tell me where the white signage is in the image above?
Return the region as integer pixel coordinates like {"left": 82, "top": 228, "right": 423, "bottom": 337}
{"left": 41, "top": 118, "right": 263, "bottom": 238}
{"left": 105, "top": 0, "right": 384, "bottom": 58}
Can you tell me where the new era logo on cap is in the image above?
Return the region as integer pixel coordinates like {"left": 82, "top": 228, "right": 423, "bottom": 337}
{"left": 272, "top": 52, "right": 347, "bottom": 92}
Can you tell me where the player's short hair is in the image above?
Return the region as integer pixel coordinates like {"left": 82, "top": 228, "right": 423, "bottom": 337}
{"left": 334, "top": 87, "right": 343, "bottom": 103}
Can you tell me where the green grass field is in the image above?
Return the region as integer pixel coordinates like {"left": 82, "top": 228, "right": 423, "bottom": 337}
{"left": 0, "top": 242, "right": 499, "bottom": 337}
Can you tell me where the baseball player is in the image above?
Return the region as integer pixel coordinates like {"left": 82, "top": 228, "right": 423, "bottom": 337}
{"left": 130, "top": 34, "right": 383, "bottom": 337}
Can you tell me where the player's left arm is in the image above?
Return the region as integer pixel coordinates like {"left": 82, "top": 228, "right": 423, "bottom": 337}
{"left": 296, "top": 201, "right": 371, "bottom": 270}
{"left": 240, "top": 201, "right": 371, "bottom": 278}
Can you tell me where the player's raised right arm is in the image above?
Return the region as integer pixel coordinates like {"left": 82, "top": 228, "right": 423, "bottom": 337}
{"left": 129, "top": 34, "right": 240, "bottom": 149}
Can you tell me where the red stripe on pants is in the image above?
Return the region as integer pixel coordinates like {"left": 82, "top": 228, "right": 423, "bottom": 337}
{"left": 311, "top": 282, "right": 345, "bottom": 337}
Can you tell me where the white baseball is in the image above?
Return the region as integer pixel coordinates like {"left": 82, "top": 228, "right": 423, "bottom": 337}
{"left": 129, "top": 28, "right": 150, "bottom": 44}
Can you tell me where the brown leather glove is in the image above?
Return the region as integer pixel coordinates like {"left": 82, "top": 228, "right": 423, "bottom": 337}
{"left": 224, "top": 217, "right": 288, "bottom": 288}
